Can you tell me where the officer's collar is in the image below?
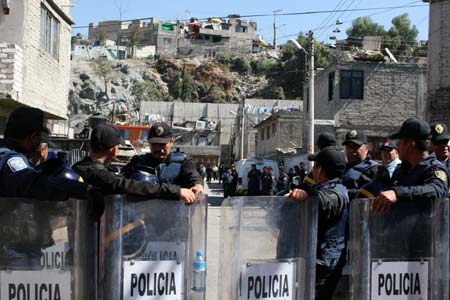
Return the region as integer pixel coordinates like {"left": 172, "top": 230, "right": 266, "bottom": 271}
{"left": 315, "top": 177, "right": 341, "bottom": 188}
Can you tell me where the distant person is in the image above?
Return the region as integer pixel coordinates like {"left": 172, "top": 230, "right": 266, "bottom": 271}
{"left": 379, "top": 140, "right": 401, "bottom": 178}
{"left": 222, "top": 167, "right": 233, "bottom": 198}
{"left": 247, "top": 164, "right": 261, "bottom": 196}
{"left": 212, "top": 164, "right": 219, "bottom": 181}
{"left": 276, "top": 167, "right": 290, "bottom": 193}
{"left": 230, "top": 164, "right": 238, "bottom": 197}
{"left": 206, "top": 164, "right": 212, "bottom": 184}
{"left": 261, "top": 166, "right": 275, "bottom": 195}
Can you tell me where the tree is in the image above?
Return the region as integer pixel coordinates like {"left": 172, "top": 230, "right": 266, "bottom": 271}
{"left": 168, "top": 73, "right": 183, "bottom": 99}
{"left": 276, "top": 32, "right": 331, "bottom": 99}
{"left": 346, "top": 17, "right": 387, "bottom": 48}
{"left": 128, "top": 24, "right": 144, "bottom": 58}
{"left": 98, "top": 27, "right": 107, "bottom": 44}
{"left": 387, "top": 13, "right": 419, "bottom": 60}
{"left": 131, "top": 80, "right": 164, "bottom": 101}
{"left": 181, "top": 72, "right": 193, "bottom": 101}
{"left": 93, "top": 57, "right": 114, "bottom": 99}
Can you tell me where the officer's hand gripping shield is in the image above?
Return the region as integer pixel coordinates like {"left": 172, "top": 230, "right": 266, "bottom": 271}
{"left": 0, "top": 197, "right": 98, "bottom": 300}
{"left": 218, "top": 196, "right": 319, "bottom": 300}
{"left": 349, "top": 198, "right": 449, "bottom": 300}
{"left": 99, "top": 193, "right": 207, "bottom": 300}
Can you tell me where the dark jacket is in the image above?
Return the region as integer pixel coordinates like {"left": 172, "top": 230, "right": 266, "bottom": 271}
{"left": 72, "top": 156, "right": 181, "bottom": 200}
{"left": 121, "top": 153, "right": 203, "bottom": 188}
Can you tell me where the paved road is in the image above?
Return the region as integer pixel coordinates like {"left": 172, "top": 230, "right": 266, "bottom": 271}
{"left": 204, "top": 181, "right": 224, "bottom": 300}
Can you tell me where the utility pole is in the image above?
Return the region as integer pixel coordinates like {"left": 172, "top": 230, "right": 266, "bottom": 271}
{"left": 240, "top": 96, "right": 245, "bottom": 160}
{"left": 308, "top": 30, "right": 315, "bottom": 158}
{"left": 273, "top": 9, "right": 282, "bottom": 49}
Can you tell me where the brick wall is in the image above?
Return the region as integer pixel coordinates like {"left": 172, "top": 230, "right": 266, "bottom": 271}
{"left": 0, "top": 42, "right": 23, "bottom": 100}
{"left": 19, "top": 0, "right": 71, "bottom": 119}
{"left": 314, "top": 61, "right": 427, "bottom": 147}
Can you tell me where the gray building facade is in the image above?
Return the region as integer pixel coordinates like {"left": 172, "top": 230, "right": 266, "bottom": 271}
{"left": 311, "top": 58, "right": 427, "bottom": 155}
{"left": 423, "top": 0, "right": 450, "bottom": 126}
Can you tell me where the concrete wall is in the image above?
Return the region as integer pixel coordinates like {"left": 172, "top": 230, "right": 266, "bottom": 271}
{"left": 0, "top": 0, "right": 72, "bottom": 123}
{"left": 313, "top": 61, "right": 427, "bottom": 147}
{"left": 426, "top": 0, "right": 450, "bottom": 125}
{"left": 255, "top": 111, "right": 303, "bottom": 160}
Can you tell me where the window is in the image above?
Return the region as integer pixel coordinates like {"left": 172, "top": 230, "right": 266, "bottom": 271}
{"left": 260, "top": 128, "right": 265, "bottom": 141}
{"left": 40, "top": 5, "right": 59, "bottom": 59}
{"left": 266, "top": 126, "right": 270, "bottom": 140}
{"left": 271, "top": 123, "right": 276, "bottom": 136}
{"left": 163, "top": 38, "right": 172, "bottom": 44}
{"left": 328, "top": 72, "right": 335, "bottom": 101}
{"left": 340, "top": 70, "right": 364, "bottom": 99}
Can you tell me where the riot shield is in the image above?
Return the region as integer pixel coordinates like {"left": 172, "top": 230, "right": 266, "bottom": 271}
{"left": 218, "top": 196, "right": 318, "bottom": 300}
{"left": 349, "top": 198, "right": 449, "bottom": 300}
{"left": 0, "top": 197, "right": 97, "bottom": 300}
{"left": 99, "top": 193, "right": 207, "bottom": 300}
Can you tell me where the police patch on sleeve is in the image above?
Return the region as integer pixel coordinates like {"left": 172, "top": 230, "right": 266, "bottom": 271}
{"left": 435, "top": 170, "right": 448, "bottom": 182}
{"left": 6, "top": 157, "right": 29, "bottom": 172}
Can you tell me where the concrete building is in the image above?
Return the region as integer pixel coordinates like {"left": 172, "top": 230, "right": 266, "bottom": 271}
{"left": 311, "top": 53, "right": 427, "bottom": 156}
{"left": 0, "top": 0, "right": 73, "bottom": 132}
{"left": 88, "top": 16, "right": 258, "bottom": 57}
{"left": 423, "top": 0, "right": 450, "bottom": 125}
{"left": 140, "top": 99, "right": 302, "bottom": 164}
{"left": 254, "top": 110, "right": 303, "bottom": 161}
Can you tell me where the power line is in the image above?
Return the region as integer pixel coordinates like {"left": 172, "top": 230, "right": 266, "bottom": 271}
{"left": 72, "top": 4, "right": 427, "bottom": 29}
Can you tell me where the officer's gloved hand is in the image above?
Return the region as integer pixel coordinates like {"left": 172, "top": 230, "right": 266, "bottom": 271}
{"left": 86, "top": 185, "right": 105, "bottom": 221}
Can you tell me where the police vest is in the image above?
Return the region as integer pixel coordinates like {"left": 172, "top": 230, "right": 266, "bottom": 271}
{"left": 342, "top": 160, "right": 380, "bottom": 189}
{"left": 158, "top": 152, "right": 187, "bottom": 184}
{"left": 316, "top": 182, "right": 349, "bottom": 269}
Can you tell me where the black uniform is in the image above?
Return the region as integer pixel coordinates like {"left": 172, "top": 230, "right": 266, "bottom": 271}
{"left": 122, "top": 152, "right": 203, "bottom": 188}
{"left": 390, "top": 156, "right": 449, "bottom": 201}
{"left": 0, "top": 139, "right": 89, "bottom": 200}
{"left": 72, "top": 156, "right": 182, "bottom": 199}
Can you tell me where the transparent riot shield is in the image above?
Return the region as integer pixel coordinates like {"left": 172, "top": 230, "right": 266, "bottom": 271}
{"left": 0, "top": 197, "right": 97, "bottom": 300}
{"left": 218, "top": 196, "right": 318, "bottom": 300}
{"left": 349, "top": 198, "right": 449, "bottom": 300}
{"left": 99, "top": 193, "right": 207, "bottom": 300}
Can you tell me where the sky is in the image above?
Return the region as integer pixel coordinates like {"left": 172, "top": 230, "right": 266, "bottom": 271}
{"left": 71, "top": 0, "right": 430, "bottom": 45}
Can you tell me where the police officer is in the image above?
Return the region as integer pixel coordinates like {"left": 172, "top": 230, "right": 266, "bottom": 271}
{"left": 0, "top": 107, "right": 93, "bottom": 200}
{"left": 342, "top": 129, "right": 389, "bottom": 200}
{"left": 303, "top": 132, "right": 337, "bottom": 186}
{"left": 122, "top": 122, "right": 204, "bottom": 194}
{"left": 73, "top": 123, "right": 196, "bottom": 203}
{"left": 0, "top": 107, "right": 99, "bottom": 269}
{"left": 372, "top": 117, "right": 449, "bottom": 214}
{"left": 284, "top": 147, "right": 349, "bottom": 300}
{"left": 430, "top": 122, "right": 450, "bottom": 171}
